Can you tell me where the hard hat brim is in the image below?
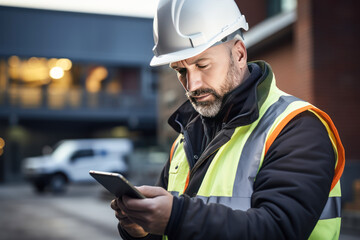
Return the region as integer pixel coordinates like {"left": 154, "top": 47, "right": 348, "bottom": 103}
{"left": 149, "top": 43, "right": 211, "bottom": 67}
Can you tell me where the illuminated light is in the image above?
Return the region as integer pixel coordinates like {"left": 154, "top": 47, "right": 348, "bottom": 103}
{"left": 48, "top": 58, "right": 58, "bottom": 68}
{"left": 111, "top": 126, "right": 129, "bottom": 138}
{"left": 28, "top": 57, "right": 40, "bottom": 64}
{"left": 0, "top": 138, "right": 4, "bottom": 149}
{"left": 0, "top": 148, "right": 3, "bottom": 156}
{"left": 86, "top": 66, "right": 108, "bottom": 93}
{"left": 20, "top": 57, "right": 50, "bottom": 82}
{"left": 87, "top": 80, "right": 101, "bottom": 93}
{"left": 8, "top": 56, "right": 20, "bottom": 67}
{"left": 56, "top": 58, "right": 72, "bottom": 71}
{"left": 50, "top": 67, "right": 64, "bottom": 79}
{"left": 92, "top": 66, "right": 108, "bottom": 80}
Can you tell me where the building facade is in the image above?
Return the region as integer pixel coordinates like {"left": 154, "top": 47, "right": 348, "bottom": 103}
{"left": 0, "top": 6, "right": 158, "bottom": 181}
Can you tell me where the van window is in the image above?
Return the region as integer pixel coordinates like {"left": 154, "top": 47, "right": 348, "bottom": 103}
{"left": 97, "top": 149, "right": 108, "bottom": 156}
{"left": 52, "top": 141, "right": 76, "bottom": 160}
{"left": 70, "top": 149, "right": 94, "bottom": 162}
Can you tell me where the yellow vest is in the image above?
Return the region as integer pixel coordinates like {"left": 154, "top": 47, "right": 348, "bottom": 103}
{"left": 166, "top": 70, "right": 345, "bottom": 239}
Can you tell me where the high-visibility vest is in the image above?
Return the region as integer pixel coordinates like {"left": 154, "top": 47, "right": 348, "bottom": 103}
{"left": 165, "top": 70, "right": 345, "bottom": 239}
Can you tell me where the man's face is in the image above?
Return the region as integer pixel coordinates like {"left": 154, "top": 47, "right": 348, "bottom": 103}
{"left": 170, "top": 43, "right": 242, "bottom": 117}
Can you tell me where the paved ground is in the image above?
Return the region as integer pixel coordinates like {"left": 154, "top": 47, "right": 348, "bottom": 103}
{"left": 0, "top": 183, "right": 121, "bottom": 240}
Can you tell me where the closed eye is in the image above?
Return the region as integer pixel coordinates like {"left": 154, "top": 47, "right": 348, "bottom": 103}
{"left": 196, "top": 64, "right": 208, "bottom": 69}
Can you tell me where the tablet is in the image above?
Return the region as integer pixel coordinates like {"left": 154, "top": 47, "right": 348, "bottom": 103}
{"left": 89, "top": 170, "right": 146, "bottom": 199}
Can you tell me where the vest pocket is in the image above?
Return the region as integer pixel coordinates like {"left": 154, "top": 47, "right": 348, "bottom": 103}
{"left": 169, "top": 160, "right": 182, "bottom": 174}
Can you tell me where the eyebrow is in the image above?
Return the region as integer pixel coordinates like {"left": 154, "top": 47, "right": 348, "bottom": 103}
{"left": 190, "top": 57, "right": 210, "bottom": 65}
{"left": 170, "top": 57, "right": 210, "bottom": 69}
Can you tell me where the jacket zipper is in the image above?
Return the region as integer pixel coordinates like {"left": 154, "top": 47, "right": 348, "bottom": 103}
{"left": 176, "top": 115, "right": 234, "bottom": 191}
{"left": 188, "top": 147, "right": 221, "bottom": 182}
{"left": 187, "top": 127, "right": 232, "bottom": 188}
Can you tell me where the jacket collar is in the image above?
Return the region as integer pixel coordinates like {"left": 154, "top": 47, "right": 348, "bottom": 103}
{"left": 168, "top": 60, "right": 273, "bottom": 133}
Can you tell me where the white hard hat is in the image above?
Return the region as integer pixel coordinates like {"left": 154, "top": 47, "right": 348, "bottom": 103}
{"left": 150, "top": 0, "right": 249, "bottom": 67}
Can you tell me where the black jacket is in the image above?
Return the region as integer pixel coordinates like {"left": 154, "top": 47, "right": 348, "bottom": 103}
{"left": 119, "top": 61, "right": 335, "bottom": 240}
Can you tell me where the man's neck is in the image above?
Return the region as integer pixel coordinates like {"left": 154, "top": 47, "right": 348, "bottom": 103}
{"left": 241, "top": 65, "right": 251, "bottom": 85}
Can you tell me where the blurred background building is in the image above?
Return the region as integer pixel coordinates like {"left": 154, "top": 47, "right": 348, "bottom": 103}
{"left": 0, "top": 3, "right": 159, "bottom": 182}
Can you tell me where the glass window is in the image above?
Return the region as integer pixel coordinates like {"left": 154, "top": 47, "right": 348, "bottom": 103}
{"left": 267, "top": 0, "right": 297, "bottom": 17}
{"left": 282, "top": 0, "right": 297, "bottom": 12}
{"left": 70, "top": 149, "right": 94, "bottom": 162}
{"left": 0, "top": 56, "right": 143, "bottom": 110}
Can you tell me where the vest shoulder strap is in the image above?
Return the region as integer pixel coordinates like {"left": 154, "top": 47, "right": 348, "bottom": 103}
{"left": 264, "top": 105, "right": 345, "bottom": 191}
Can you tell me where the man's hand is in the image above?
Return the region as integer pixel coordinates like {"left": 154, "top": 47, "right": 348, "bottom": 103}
{"left": 117, "top": 186, "right": 173, "bottom": 235}
{"left": 111, "top": 199, "right": 148, "bottom": 238}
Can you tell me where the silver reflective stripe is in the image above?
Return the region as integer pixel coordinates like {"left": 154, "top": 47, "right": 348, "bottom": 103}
{"left": 233, "top": 95, "right": 300, "bottom": 198}
{"left": 319, "top": 197, "right": 341, "bottom": 219}
{"left": 196, "top": 195, "right": 251, "bottom": 210}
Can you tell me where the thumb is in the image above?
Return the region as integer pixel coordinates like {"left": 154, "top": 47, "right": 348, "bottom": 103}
{"left": 136, "top": 186, "right": 168, "bottom": 198}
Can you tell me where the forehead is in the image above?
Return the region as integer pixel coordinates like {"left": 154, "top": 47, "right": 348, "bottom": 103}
{"left": 170, "top": 43, "right": 227, "bottom": 68}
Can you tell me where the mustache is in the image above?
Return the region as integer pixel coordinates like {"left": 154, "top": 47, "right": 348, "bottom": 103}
{"left": 186, "top": 88, "right": 220, "bottom": 98}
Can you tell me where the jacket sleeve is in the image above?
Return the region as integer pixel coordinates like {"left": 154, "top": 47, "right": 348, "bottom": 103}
{"left": 165, "top": 111, "right": 336, "bottom": 240}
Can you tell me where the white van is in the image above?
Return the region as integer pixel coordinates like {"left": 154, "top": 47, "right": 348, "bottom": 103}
{"left": 22, "top": 138, "right": 133, "bottom": 193}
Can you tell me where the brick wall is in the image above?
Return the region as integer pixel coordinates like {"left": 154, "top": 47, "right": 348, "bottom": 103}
{"left": 310, "top": 0, "right": 360, "bottom": 159}
{"left": 235, "top": 0, "right": 267, "bottom": 27}
{"left": 249, "top": 40, "right": 311, "bottom": 100}
{"left": 294, "top": 0, "right": 314, "bottom": 103}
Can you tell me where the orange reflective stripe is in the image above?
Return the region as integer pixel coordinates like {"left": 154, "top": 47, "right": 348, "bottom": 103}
{"left": 169, "top": 139, "right": 178, "bottom": 164}
{"left": 183, "top": 171, "right": 190, "bottom": 193}
{"left": 264, "top": 106, "right": 311, "bottom": 155}
{"left": 312, "top": 108, "right": 345, "bottom": 191}
{"left": 264, "top": 106, "right": 345, "bottom": 191}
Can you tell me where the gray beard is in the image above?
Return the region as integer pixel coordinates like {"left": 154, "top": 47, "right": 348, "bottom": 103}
{"left": 186, "top": 56, "right": 241, "bottom": 118}
{"left": 191, "top": 95, "right": 223, "bottom": 118}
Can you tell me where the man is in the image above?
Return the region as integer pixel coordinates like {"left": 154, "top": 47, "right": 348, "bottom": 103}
{"left": 111, "top": 0, "right": 345, "bottom": 239}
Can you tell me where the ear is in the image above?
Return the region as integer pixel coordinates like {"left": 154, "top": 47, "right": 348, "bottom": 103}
{"left": 232, "top": 40, "right": 247, "bottom": 68}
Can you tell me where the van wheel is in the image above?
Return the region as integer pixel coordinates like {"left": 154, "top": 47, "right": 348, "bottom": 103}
{"left": 33, "top": 182, "right": 46, "bottom": 193}
{"left": 50, "top": 173, "right": 67, "bottom": 193}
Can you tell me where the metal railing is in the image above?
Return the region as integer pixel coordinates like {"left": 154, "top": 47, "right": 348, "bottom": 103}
{"left": 0, "top": 87, "right": 155, "bottom": 110}
{"left": 0, "top": 87, "right": 157, "bottom": 124}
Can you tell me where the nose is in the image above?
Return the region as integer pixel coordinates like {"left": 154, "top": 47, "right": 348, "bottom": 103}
{"left": 186, "top": 70, "right": 202, "bottom": 92}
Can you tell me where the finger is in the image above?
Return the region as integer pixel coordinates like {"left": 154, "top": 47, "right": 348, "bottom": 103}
{"left": 111, "top": 199, "right": 120, "bottom": 211}
{"left": 115, "top": 211, "right": 130, "bottom": 221}
{"left": 119, "top": 218, "right": 135, "bottom": 228}
{"left": 117, "top": 213, "right": 137, "bottom": 229}
{"left": 114, "top": 208, "right": 128, "bottom": 219}
{"left": 136, "top": 186, "right": 168, "bottom": 198}
{"left": 122, "top": 213, "right": 148, "bottom": 228}
{"left": 115, "top": 205, "right": 146, "bottom": 227}
{"left": 119, "top": 197, "right": 150, "bottom": 221}
{"left": 121, "top": 188, "right": 169, "bottom": 212}
{"left": 122, "top": 195, "right": 149, "bottom": 212}
{"left": 117, "top": 197, "right": 133, "bottom": 212}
